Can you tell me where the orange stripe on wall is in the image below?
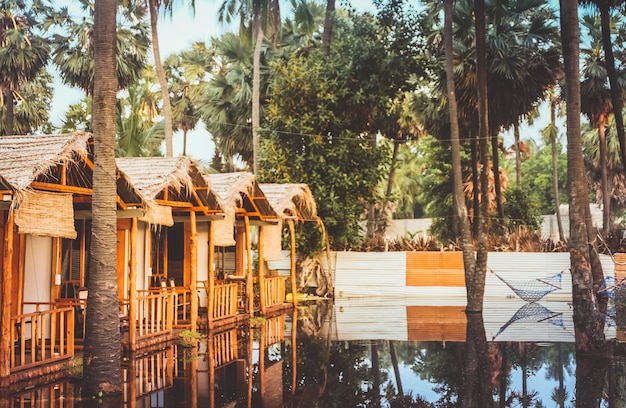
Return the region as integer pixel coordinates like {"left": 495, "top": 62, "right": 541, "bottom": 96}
{"left": 406, "top": 252, "right": 465, "bottom": 287}
{"left": 406, "top": 306, "right": 466, "bottom": 341}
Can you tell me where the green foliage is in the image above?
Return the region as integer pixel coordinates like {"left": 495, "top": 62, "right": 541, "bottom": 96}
{"left": 503, "top": 184, "right": 542, "bottom": 230}
{"left": 260, "top": 13, "right": 402, "bottom": 248}
{"left": 177, "top": 330, "right": 202, "bottom": 347}
{"left": 49, "top": 0, "right": 150, "bottom": 94}
{"left": 520, "top": 141, "right": 568, "bottom": 214}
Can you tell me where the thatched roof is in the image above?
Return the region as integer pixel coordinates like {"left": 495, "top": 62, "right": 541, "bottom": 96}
{"left": 205, "top": 172, "right": 276, "bottom": 219}
{"left": 258, "top": 183, "right": 318, "bottom": 221}
{"left": 116, "top": 156, "right": 222, "bottom": 213}
{"left": 0, "top": 132, "right": 90, "bottom": 193}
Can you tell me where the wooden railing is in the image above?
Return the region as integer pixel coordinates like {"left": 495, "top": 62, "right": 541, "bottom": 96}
{"left": 264, "top": 314, "right": 285, "bottom": 346}
{"left": 11, "top": 304, "right": 75, "bottom": 373}
{"left": 123, "top": 346, "right": 174, "bottom": 400}
{"left": 210, "top": 329, "right": 238, "bottom": 368}
{"left": 136, "top": 291, "right": 173, "bottom": 342}
{"left": 165, "top": 287, "right": 192, "bottom": 328}
{"left": 209, "top": 283, "right": 238, "bottom": 321}
{"left": 263, "top": 277, "right": 286, "bottom": 309}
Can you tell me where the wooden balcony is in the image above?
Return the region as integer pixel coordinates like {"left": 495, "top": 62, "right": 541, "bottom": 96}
{"left": 260, "top": 276, "right": 289, "bottom": 314}
{"left": 9, "top": 303, "right": 75, "bottom": 385}
{"left": 122, "top": 290, "right": 175, "bottom": 351}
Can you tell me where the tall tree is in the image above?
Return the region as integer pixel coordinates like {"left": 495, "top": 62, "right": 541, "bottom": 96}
{"left": 543, "top": 95, "right": 565, "bottom": 241}
{"left": 83, "top": 0, "right": 122, "bottom": 397}
{"left": 560, "top": 0, "right": 605, "bottom": 367}
{"left": 470, "top": 0, "right": 490, "bottom": 313}
{"left": 218, "top": 0, "right": 281, "bottom": 174}
{"left": 444, "top": 0, "right": 476, "bottom": 318}
{"left": 584, "top": 0, "right": 626, "bottom": 177}
{"left": 51, "top": 0, "right": 149, "bottom": 96}
{"left": 148, "top": 0, "right": 172, "bottom": 156}
{"left": 580, "top": 11, "right": 626, "bottom": 233}
{"left": 0, "top": 0, "right": 50, "bottom": 136}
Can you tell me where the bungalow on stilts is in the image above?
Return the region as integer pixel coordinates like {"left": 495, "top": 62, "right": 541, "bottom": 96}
{"left": 204, "top": 173, "right": 285, "bottom": 321}
{"left": 0, "top": 132, "right": 144, "bottom": 389}
{"left": 115, "top": 156, "right": 223, "bottom": 349}
{"left": 258, "top": 183, "right": 330, "bottom": 305}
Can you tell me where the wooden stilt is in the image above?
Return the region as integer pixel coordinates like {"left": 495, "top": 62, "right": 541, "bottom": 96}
{"left": 244, "top": 216, "right": 253, "bottom": 316}
{"left": 258, "top": 225, "right": 266, "bottom": 313}
{"left": 0, "top": 210, "right": 15, "bottom": 385}
{"left": 288, "top": 219, "right": 297, "bottom": 307}
{"left": 189, "top": 211, "right": 198, "bottom": 331}
{"left": 129, "top": 218, "right": 137, "bottom": 347}
{"left": 208, "top": 222, "right": 215, "bottom": 329}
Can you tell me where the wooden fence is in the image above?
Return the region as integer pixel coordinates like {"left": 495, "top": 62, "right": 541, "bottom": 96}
{"left": 11, "top": 304, "right": 75, "bottom": 373}
{"left": 262, "top": 277, "right": 286, "bottom": 309}
{"left": 135, "top": 291, "right": 173, "bottom": 342}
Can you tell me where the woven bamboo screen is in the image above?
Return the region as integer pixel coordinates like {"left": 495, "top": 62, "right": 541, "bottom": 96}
{"left": 140, "top": 204, "right": 174, "bottom": 227}
{"left": 263, "top": 221, "right": 283, "bottom": 261}
{"left": 213, "top": 213, "right": 236, "bottom": 246}
{"left": 14, "top": 190, "right": 77, "bottom": 239}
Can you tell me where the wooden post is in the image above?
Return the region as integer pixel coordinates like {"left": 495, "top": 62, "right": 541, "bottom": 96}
{"left": 244, "top": 216, "right": 254, "bottom": 316}
{"left": 258, "top": 225, "right": 266, "bottom": 313}
{"left": 208, "top": 221, "right": 215, "bottom": 328}
{"left": 291, "top": 306, "right": 297, "bottom": 396}
{"left": 259, "top": 318, "right": 266, "bottom": 405}
{"left": 208, "top": 332, "right": 215, "bottom": 407}
{"left": 0, "top": 210, "right": 14, "bottom": 384}
{"left": 129, "top": 218, "right": 137, "bottom": 347}
{"left": 190, "top": 211, "right": 198, "bottom": 331}
{"left": 288, "top": 219, "right": 297, "bottom": 307}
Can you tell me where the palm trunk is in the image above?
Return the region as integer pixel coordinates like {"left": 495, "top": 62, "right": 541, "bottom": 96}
{"left": 472, "top": 136, "right": 480, "bottom": 238}
{"left": 552, "top": 136, "right": 565, "bottom": 242}
{"left": 149, "top": 0, "right": 174, "bottom": 157}
{"left": 4, "top": 88, "right": 14, "bottom": 136}
{"left": 470, "top": 0, "right": 490, "bottom": 313}
{"left": 389, "top": 341, "right": 403, "bottom": 396}
{"left": 84, "top": 0, "right": 122, "bottom": 397}
{"left": 183, "top": 129, "right": 188, "bottom": 156}
{"left": 598, "top": 116, "right": 610, "bottom": 234}
{"left": 514, "top": 122, "right": 521, "bottom": 184}
{"left": 321, "top": 0, "right": 335, "bottom": 55}
{"left": 560, "top": 0, "right": 605, "bottom": 353}
{"left": 599, "top": 1, "right": 626, "bottom": 174}
{"left": 252, "top": 15, "right": 263, "bottom": 174}
{"left": 445, "top": 0, "right": 476, "bottom": 304}
{"left": 549, "top": 99, "right": 565, "bottom": 242}
{"left": 491, "top": 128, "right": 504, "bottom": 227}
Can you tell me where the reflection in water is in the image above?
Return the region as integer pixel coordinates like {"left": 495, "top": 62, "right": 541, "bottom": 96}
{"left": 2, "top": 300, "right": 626, "bottom": 407}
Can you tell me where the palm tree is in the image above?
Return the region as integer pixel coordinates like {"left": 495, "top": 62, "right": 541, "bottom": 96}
{"left": 543, "top": 94, "right": 565, "bottom": 241}
{"left": 197, "top": 33, "right": 255, "bottom": 165}
{"left": 582, "top": 0, "right": 626, "bottom": 177}
{"left": 217, "top": 0, "right": 281, "bottom": 174}
{"left": 165, "top": 44, "right": 210, "bottom": 156}
{"left": 0, "top": 69, "right": 53, "bottom": 135}
{"left": 560, "top": 0, "right": 605, "bottom": 358}
{"left": 83, "top": 0, "right": 122, "bottom": 397}
{"left": 580, "top": 12, "right": 626, "bottom": 233}
{"left": 444, "top": 0, "right": 477, "bottom": 314}
{"left": 116, "top": 74, "right": 164, "bottom": 156}
{"left": 51, "top": 0, "right": 150, "bottom": 95}
{"left": 0, "top": 0, "right": 51, "bottom": 136}
{"left": 145, "top": 0, "right": 196, "bottom": 157}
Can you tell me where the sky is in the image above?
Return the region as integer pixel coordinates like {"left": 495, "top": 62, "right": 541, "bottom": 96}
{"left": 49, "top": 1, "right": 376, "bottom": 164}
{"left": 49, "top": 0, "right": 554, "bottom": 164}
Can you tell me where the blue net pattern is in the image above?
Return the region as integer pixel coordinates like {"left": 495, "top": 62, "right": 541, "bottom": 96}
{"left": 492, "top": 270, "right": 563, "bottom": 302}
{"left": 493, "top": 302, "right": 564, "bottom": 340}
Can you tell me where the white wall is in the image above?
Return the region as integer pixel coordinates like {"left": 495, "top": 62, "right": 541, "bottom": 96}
{"left": 23, "top": 235, "right": 53, "bottom": 312}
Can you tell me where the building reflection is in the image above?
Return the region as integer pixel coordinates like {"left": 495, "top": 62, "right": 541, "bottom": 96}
{"left": 2, "top": 303, "right": 626, "bottom": 407}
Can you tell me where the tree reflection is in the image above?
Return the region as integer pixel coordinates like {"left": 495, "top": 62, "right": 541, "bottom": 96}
{"left": 461, "top": 312, "right": 493, "bottom": 407}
